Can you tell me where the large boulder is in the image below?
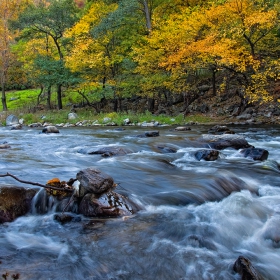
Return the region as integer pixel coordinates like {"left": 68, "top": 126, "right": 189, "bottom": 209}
{"left": 6, "top": 115, "right": 19, "bottom": 126}
{"left": 0, "top": 186, "right": 37, "bottom": 223}
{"left": 136, "top": 131, "right": 159, "bottom": 137}
{"left": 197, "top": 134, "right": 252, "bottom": 150}
{"left": 239, "top": 148, "right": 269, "bottom": 161}
{"left": 0, "top": 143, "right": 10, "bottom": 149}
{"left": 208, "top": 125, "right": 235, "bottom": 135}
{"left": 42, "top": 126, "right": 60, "bottom": 133}
{"left": 88, "top": 146, "right": 133, "bottom": 157}
{"left": 194, "top": 149, "right": 219, "bottom": 161}
{"left": 174, "top": 126, "right": 191, "bottom": 131}
{"left": 233, "top": 256, "right": 264, "bottom": 280}
{"left": 76, "top": 168, "right": 114, "bottom": 196}
{"left": 78, "top": 191, "right": 140, "bottom": 217}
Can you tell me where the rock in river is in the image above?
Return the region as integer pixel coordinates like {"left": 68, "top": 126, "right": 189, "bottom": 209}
{"left": 197, "top": 134, "right": 252, "bottom": 150}
{"left": 0, "top": 186, "right": 37, "bottom": 223}
{"left": 76, "top": 168, "right": 115, "bottom": 196}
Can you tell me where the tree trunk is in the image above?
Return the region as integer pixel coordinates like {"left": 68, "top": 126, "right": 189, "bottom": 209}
{"left": 147, "top": 97, "right": 155, "bottom": 113}
{"left": 57, "top": 84, "right": 63, "bottom": 109}
{"left": 37, "top": 85, "right": 44, "bottom": 105}
{"left": 46, "top": 85, "right": 51, "bottom": 110}
{"left": 1, "top": 81, "right": 7, "bottom": 111}
{"left": 212, "top": 68, "right": 217, "bottom": 96}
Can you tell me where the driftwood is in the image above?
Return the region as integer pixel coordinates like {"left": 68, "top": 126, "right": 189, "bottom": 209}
{"left": 0, "top": 172, "right": 73, "bottom": 193}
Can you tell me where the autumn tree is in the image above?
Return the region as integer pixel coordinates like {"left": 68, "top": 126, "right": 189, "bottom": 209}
{"left": 134, "top": 0, "right": 280, "bottom": 114}
{"left": 0, "top": 0, "right": 28, "bottom": 111}
{"left": 14, "top": 0, "right": 79, "bottom": 109}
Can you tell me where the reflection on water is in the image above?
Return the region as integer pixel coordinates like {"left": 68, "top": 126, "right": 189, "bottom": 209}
{"left": 1, "top": 125, "right": 280, "bottom": 279}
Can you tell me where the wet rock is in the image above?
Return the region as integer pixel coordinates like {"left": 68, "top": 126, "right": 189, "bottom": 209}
{"left": 54, "top": 213, "right": 81, "bottom": 224}
{"left": 42, "top": 125, "right": 60, "bottom": 133}
{"left": 78, "top": 191, "right": 139, "bottom": 217}
{"left": 11, "top": 124, "right": 23, "bottom": 130}
{"left": 6, "top": 114, "right": 19, "bottom": 126}
{"left": 198, "top": 134, "right": 252, "bottom": 150}
{"left": 194, "top": 149, "right": 219, "bottom": 161}
{"left": 76, "top": 168, "right": 114, "bottom": 196}
{"left": 136, "top": 131, "right": 159, "bottom": 137}
{"left": 88, "top": 146, "right": 133, "bottom": 157}
{"left": 208, "top": 125, "right": 235, "bottom": 134}
{"left": 29, "top": 122, "right": 43, "bottom": 128}
{"left": 174, "top": 126, "right": 191, "bottom": 131}
{"left": 239, "top": 148, "right": 269, "bottom": 161}
{"left": 156, "top": 145, "right": 178, "bottom": 153}
{"left": 233, "top": 256, "right": 264, "bottom": 280}
{"left": 0, "top": 143, "right": 11, "bottom": 149}
{"left": 0, "top": 186, "right": 37, "bottom": 223}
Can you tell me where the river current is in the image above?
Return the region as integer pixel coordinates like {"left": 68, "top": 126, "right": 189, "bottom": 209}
{"left": 0, "top": 124, "right": 280, "bottom": 279}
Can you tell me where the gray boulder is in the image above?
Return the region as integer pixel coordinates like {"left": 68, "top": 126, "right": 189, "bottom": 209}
{"left": 174, "top": 126, "right": 191, "bottom": 131}
{"left": 239, "top": 148, "right": 269, "bottom": 161}
{"left": 68, "top": 112, "right": 78, "bottom": 120}
{"left": 76, "top": 168, "right": 114, "bottom": 196}
{"left": 0, "top": 143, "right": 10, "bottom": 149}
{"left": 194, "top": 149, "right": 219, "bottom": 161}
{"left": 42, "top": 126, "right": 60, "bottom": 133}
{"left": 78, "top": 191, "right": 140, "bottom": 217}
{"left": 208, "top": 125, "right": 235, "bottom": 135}
{"left": 136, "top": 131, "right": 160, "bottom": 137}
{"left": 6, "top": 114, "right": 19, "bottom": 126}
{"left": 88, "top": 146, "right": 133, "bottom": 157}
{"left": 197, "top": 134, "right": 252, "bottom": 150}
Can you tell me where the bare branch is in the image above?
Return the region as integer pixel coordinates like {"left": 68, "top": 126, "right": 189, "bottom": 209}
{"left": 0, "top": 172, "right": 73, "bottom": 193}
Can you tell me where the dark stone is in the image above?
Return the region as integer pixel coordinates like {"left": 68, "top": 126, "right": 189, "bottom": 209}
{"left": 42, "top": 126, "right": 60, "bottom": 133}
{"left": 11, "top": 124, "right": 22, "bottom": 130}
{"left": 174, "top": 126, "right": 191, "bottom": 131}
{"left": 194, "top": 149, "right": 219, "bottom": 161}
{"left": 78, "top": 191, "right": 140, "bottom": 217}
{"left": 136, "top": 131, "right": 160, "bottom": 137}
{"left": 0, "top": 144, "right": 11, "bottom": 149}
{"left": 197, "top": 134, "right": 252, "bottom": 150}
{"left": 208, "top": 125, "right": 235, "bottom": 135}
{"left": 156, "top": 145, "right": 178, "bottom": 153}
{"left": 76, "top": 168, "right": 114, "bottom": 195}
{"left": 233, "top": 256, "right": 264, "bottom": 280}
{"left": 88, "top": 146, "right": 133, "bottom": 157}
{"left": 54, "top": 213, "right": 81, "bottom": 224}
{"left": 239, "top": 148, "right": 269, "bottom": 161}
{"left": 0, "top": 186, "right": 37, "bottom": 223}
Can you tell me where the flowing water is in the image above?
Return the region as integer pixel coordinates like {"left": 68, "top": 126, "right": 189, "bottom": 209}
{"left": 0, "top": 124, "right": 280, "bottom": 279}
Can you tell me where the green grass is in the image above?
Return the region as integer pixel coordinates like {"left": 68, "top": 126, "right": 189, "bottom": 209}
{"left": 1, "top": 88, "right": 215, "bottom": 126}
{"left": 5, "top": 89, "right": 41, "bottom": 110}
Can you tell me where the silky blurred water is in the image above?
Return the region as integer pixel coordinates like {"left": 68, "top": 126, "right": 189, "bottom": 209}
{"left": 0, "top": 124, "right": 280, "bottom": 279}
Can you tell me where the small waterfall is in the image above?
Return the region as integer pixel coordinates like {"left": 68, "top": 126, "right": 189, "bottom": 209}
{"left": 31, "top": 188, "right": 78, "bottom": 214}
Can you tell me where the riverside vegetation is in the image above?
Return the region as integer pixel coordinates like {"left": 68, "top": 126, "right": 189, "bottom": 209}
{"left": 0, "top": 0, "right": 279, "bottom": 124}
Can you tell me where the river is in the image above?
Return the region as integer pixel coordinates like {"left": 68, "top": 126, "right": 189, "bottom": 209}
{"left": 0, "top": 124, "right": 280, "bottom": 279}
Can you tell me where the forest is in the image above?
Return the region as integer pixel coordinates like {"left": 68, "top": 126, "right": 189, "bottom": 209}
{"left": 0, "top": 0, "right": 279, "bottom": 114}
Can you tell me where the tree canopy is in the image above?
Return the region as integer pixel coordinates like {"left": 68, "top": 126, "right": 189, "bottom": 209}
{"left": 1, "top": 0, "right": 279, "bottom": 111}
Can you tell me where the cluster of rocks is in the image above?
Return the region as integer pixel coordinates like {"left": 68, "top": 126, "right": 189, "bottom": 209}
{"left": 0, "top": 167, "right": 141, "bottom": 224}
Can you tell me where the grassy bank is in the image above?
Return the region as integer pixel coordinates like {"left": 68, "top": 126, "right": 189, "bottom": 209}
{"left": 1, "top": 88, "right": 216, "bottom": 126}
{"left": 1, "top": 108, "right": 215, "bottom": 126}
